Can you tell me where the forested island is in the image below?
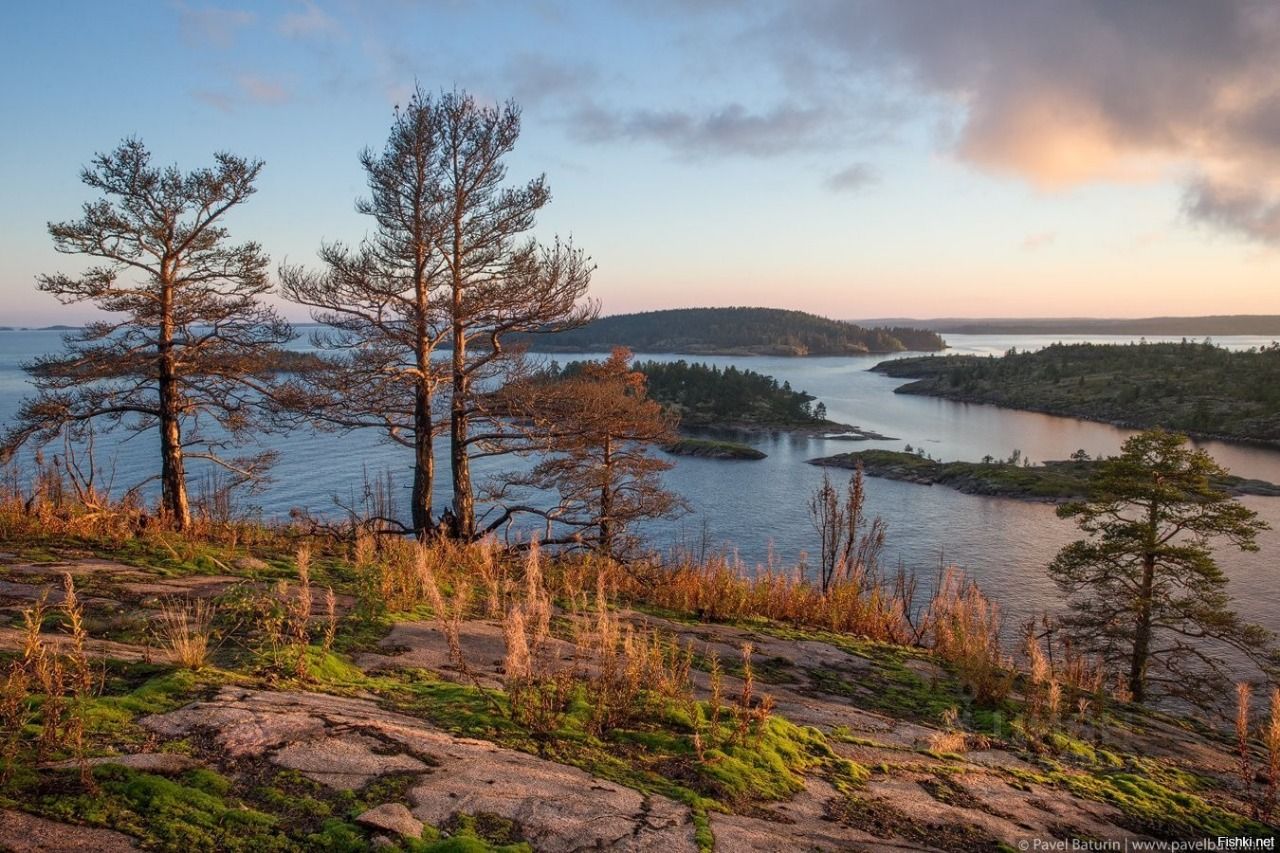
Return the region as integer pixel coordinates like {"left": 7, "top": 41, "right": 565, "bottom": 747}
{"left": 637, "top": 359, "right": 835, "bottom": 429}
{"left": 810, "top": 448, "right": 1280, "bottom": 501}
{"left": 860, "top": 314, "right": 1280, "bottom": 336}
{"left": 524, "top": 307, "right": 946, "bottom": 355}
{"left": 875, "top": 341, "right": 1280, "bottom": 444}
{"left": 547, "top": 358, "right": 845, "bottom": 459}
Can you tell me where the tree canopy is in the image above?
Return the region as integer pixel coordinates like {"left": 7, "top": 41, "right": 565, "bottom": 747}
{"left": 0, "top": 139, "right": 291, "bottom": 529}
{"left": 1048, "top": 429, "right": 1276, "bottom": 706}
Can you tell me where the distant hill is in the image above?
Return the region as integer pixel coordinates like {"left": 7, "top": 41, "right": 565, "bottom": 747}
{"left": 527, "top": 307, "right": 945, "bottom": 355}
{"left": 855, "top": 315, "right": 1280, "bottom": 336}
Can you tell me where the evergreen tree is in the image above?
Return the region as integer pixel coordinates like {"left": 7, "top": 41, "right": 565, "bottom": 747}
{"left": 1049, "top": 429, "right": 1275, "bottom": 706}
{"left": 494, "top": 348, "right": 684, "bottom": 557}
{"left": 1, "top": 140, "right": 290, "bottom": 529}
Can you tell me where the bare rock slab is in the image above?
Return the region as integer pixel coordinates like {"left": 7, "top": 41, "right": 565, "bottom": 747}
{"left": 408, "top": 747, "right": 695, "bottom": 853}
{"left": 0, "top": 809, "right": 140, "bottom": 852}
{"left": 356, "top": 803, "right": 424, "bottom": 840}
{"left": 275, "top": 734, "right": 429, "bottom": 789}
{"left": 143, "top": 687, "right": 698, "bottom": 852}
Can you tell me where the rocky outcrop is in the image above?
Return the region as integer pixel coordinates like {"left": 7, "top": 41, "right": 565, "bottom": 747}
{"left": 141, "top": 687, "right": 699, "bottom": 852}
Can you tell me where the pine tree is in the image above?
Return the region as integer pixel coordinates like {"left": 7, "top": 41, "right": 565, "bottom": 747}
{"left": 1, "top": 140, "right": 290, "bottom": 529}
{"left": 1049, "top": 429, "right": 1275, "bottom": 706}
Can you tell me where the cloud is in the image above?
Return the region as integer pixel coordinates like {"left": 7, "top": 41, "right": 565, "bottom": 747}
{"left": 175, "top": 3, "right": 255, "bottom": 48}
{"left": 1020, "top": 231, "right": 1057, "bottom": 251}
{"left": 237, "top": 74, "right": 290, "bottom": 105}
{"left": 192, "top": 74, "right": 290, "bottom": 112}
{"left": 788, "top": 0, "right": 1280, "bottom": 243}
{"left": 1183, "top": 177, "right": 1280, "bottom": 244}
{"left": 570, "top": 101, "right": 838, "bottom": 159}
{"left": 279, "top": 0, "right": 341, "bottom": 39}
{"left": 825, "top": 162, "right": 877, "bottom": 192}
{"left": 503, "top": 54, "right": 599, "bottom": 108}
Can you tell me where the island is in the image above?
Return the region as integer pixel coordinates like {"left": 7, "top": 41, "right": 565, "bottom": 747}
{"left": 523, "top": 307, "right": 946, "bottom": 355}
{"left": 662, "top": 437, "right": 767, "bottom": 459}
{"left": 873, "top": 341, "right": 1280, "bottom": 445}
{"left": 809, "top": 449, "right": 1280, "bottom": 501}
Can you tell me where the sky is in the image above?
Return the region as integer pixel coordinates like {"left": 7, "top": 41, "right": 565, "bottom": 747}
{"left": 2, "top": 0, "right": 1280, "bottom": 325}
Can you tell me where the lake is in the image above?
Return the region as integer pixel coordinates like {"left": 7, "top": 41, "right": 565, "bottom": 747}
{"left": 2, "top": 329, "right": 1278, "bottom": 637}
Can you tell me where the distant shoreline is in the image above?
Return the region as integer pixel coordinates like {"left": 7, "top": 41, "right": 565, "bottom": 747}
{"left": 853, "top": 314, "right": 1280, "bottom": 337}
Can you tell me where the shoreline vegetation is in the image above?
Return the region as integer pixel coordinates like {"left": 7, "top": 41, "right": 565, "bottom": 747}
{"left": 874, "top": 341, "right": 1280, "bottom": 446}
{"left": 520, "top": 307, "right": 946, "bottom": 356}
{"left": 809, "top": 449, "right": 1280, "bottom": 502}
{"left": 0, "top": 464, "right": 1276, "bottom": 849}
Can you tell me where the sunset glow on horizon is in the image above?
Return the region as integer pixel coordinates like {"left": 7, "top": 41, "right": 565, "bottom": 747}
{"left": 2, "top": 1, "right": 1279, "bottom": 325}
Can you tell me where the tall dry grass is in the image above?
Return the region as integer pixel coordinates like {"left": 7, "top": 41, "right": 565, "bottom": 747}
{"left": 921, "top": 568, "right": 1013, "bottom": 704}
{"left": 1237, "top": 682, "right": 1254, "bottom": 802}
{"left": 154, "top": 597, "right": 215, "bottom": 670}
{"left": 1264, "top": 687, "right": 1279, "bottom": 821}
{"left": 637, "top": 554, "right": 921, "bottom": 645}
{"left": 0, "top": 577, "right": 99, "bottom": 789}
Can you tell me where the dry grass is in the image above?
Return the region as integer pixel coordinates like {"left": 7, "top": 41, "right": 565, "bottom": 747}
{"left": 1264, "top": 687, "right": 1279, "bottom": 822}
{"left": 1237, "top": 681, "right": 1254, "bottom": 801}
{"left": 498, "top": 543, "right": 707, "bottom": 740}
{"left": 0, "top": 458, "right": 291, "bottom": 554}
{"left": 0, "top": 577, "right": 99, "bottom": 789}
{"left": 323, "top": 586, "right": 338, "bottom": 653}
{"left": 924, "top": 568, "right": 1013, "bottom": 705}
{"left": 637, "top": 555, "right": 920, "bottom": 645}
{"left": 154, "top": 597, "right": 215, "bottom": 670}
{"left": 292, "top": 546, "right": 314, "bottom": 678}
{"left": 928, "top": 707, "right": 969, "bottom": 755}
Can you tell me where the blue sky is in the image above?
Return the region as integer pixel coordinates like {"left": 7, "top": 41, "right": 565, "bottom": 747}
{"left": 2, "top": 1, "right": 1279, "bottom": 325}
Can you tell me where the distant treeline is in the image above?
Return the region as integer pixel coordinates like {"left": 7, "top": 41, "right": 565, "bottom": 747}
{"left": 862, "top": 315, "right": 1280, "bottom": 336}
{"left": 554, "top": 357, "right": 829, "bottom": 428}
{"left": 876, "top": 341, "right": 1280, "bottom": 444}
{"left": 524, "top": 307, "right": 945, "bottom": 356}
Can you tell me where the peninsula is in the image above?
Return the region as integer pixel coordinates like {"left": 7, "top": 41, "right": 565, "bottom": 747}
{"left": 810, "top": 449, "right": 1280, "bottom": 501}
{"left": 874, "top": 341, "right": 1280, "bottom": 445}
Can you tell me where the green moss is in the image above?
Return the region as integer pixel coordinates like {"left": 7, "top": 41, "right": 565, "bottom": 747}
{"left": 1004, "top": 760, "right": 1273, "bottom": 841}
{"left": 691, "top": 809, "right": 714, "bottom": 852}
{"left": 1062, "top": 769, "right": 1270, "bottom": 839}
{"left": 30, "top": 765, "right": 289, "bottom": 851}
{"left": 304, "top": 818, "right": 369, "bottom": 852}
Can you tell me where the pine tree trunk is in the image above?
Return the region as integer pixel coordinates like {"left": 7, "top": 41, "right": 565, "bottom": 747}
{"left": 1129, "top": 500, "right": 1161, "bottom": 702}
{"left": 158, "top": 382, "right": 189, "bottom": 531}
{"left": 410, "top": 382, "right": 434, "bottom": 537}
{"left": 1129, "top": 553, "right": 1155, "bottom": 703}
{"left": 599, "top": 436, "right": 613, "bottom": 558}
{"left": 157, "top": 276, "right": 190, "bottom": 531}
{"left": 450, "top": 318, "right": 474, "bottom": 540}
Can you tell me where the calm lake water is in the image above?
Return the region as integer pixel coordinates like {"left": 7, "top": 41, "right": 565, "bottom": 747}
{"left": 2, "top": 329, "right": 1278, "bottom": 635}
